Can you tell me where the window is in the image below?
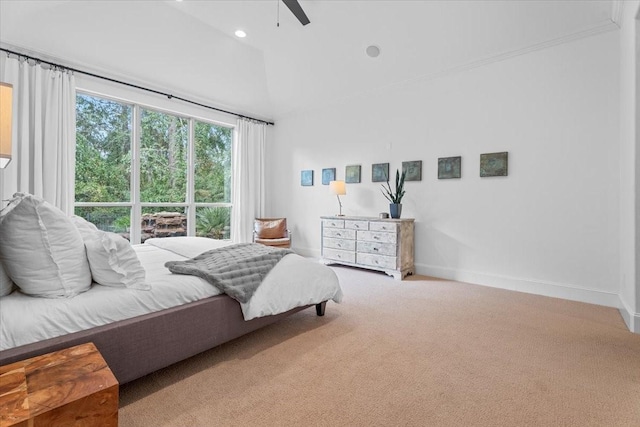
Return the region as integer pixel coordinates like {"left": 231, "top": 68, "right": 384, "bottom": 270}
{"left": 75, "top": 93, "right": 233, "bottom": 243}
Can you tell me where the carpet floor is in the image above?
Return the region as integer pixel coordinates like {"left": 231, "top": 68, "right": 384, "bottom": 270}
{"left": 119, "top": 266, "right": 640, "bottom": 426}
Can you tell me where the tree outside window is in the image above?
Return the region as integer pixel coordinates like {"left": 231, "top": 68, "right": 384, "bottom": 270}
{"left": 75, "top": 93, "right": 233, "bottom": 242}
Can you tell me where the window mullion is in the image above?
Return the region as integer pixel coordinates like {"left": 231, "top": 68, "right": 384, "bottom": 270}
{"left": 187, "top": 118, "right": 196, "bottom": 236}
{"left": 131, "top": 104, "right": 142, "bottom": 244}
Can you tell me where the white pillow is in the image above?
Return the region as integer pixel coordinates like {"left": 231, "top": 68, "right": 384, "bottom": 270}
{"left": 77, "top": 225, "right": 150, "bottom": 290}
{"left": 0, "top": 193, "right": 92, "bottom": 298}
{"left": 71, "top": 215, "right": 99, "bottom": 233}
{"left": 0, "top": 260, "right": 14, "bottom": 297}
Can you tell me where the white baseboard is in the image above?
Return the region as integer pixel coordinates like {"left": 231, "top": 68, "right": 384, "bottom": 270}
{"left": 618, "top": 299, "right": 640, "bottom": 334}
{"left": 416, "top": 263, "right": 621, "bottom": 308}
{"left": 294, "top": 252, "right": 638, "bottom": 333}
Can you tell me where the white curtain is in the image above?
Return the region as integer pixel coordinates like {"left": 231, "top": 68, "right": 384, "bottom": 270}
{"left": 231, "top": 118, "right": 266, "bottom": 243}
{"left": 0, "top": 56, "right": 76, "bottom": 214}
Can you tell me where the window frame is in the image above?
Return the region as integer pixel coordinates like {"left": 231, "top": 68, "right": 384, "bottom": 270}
{"left": 74, "top": 89, "right": 234, "bottom": 244}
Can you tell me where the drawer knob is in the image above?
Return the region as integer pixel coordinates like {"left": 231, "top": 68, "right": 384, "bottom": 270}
{"left": 373, "top": 247, "right": 379, "bottom": 251}
{"left": 374, "top": 236, "right": 379, "bottom": 240}
{"left": 336, "top": 233, "right": 342, "bottom": 236}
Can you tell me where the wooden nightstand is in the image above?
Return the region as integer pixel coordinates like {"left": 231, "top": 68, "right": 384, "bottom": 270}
{"left": 0, "top": 342, "right": 118, "bottom": 426}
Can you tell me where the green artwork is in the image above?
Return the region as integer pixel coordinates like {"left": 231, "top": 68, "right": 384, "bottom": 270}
{"left": 372, "top": 163, "right": 389, "bottom": 182}
{"left": 480, "top": 152, "right": 508, "bottom": 177}
{"left": 345, "top": 165, "right": 361, "bottom": 183}
{"left": 402, "top": 160, "right": 422, "bottom": 181}
{"left": 438, "top": 156, "right": 461, "bottom": 179}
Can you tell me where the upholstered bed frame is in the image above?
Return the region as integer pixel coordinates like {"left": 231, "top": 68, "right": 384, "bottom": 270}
{"left": 0, "top": 295, "right": 327, "bottom": 385}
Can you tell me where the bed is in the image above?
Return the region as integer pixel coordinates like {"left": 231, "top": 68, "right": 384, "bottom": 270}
{"left": 0, "top": 236, "right": 343, "bottom": 384}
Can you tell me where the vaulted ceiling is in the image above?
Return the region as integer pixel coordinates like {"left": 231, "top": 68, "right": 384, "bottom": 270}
{"left": 0, "top": 1, "right": 618, "bottom": 121}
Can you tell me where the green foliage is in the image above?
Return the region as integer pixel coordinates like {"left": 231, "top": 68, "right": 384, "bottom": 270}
{"left": 381, "top": 169, "right": 406, "bottom": 204}
{"left": 139, "top": 108, "right": 189, "bottom": 203}
{"left": 75, "top": 93, "right": 233, "bottom": 236}
{"left": 113, "top": 215, "right": 131, "bottom": 230}
{"left": 196, "top": 207, "right": 230, "bottom": 239}
{"left": 74, "top": 206, "right": 130, "bottom": 233}
{"left": 75, "top": 95, "right": 131, "bottom": 202}
{"left": 194, "top": 122, "right": 232, "bottom": 203}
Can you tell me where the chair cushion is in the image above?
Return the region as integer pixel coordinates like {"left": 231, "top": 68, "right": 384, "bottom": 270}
{"left": 254, "top": 237, "right": 291, "bottom": 247}
{"left": 255, "top": 218, "right": 287, "bottom": 239}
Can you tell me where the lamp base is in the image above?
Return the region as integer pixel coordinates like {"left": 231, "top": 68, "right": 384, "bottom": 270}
{"left": 335, "top": 214, "right": 345, "bottom": 217}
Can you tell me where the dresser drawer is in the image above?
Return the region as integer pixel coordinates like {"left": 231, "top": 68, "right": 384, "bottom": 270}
{"left": 323, "top": 248, "right": 356, "bottom": 263}
{"left": 324, "top": 237, "right": 356, "bottom": 251}
{"left": 344, "top": 220, "right": 368, "bottom": 231}
{"left": 357, "top": 230, "right": 397, "bottom": 244}
{"left": 323, "top": 228, "right": 356, "bottom": 239}
{"left": 369, "top": 222, "right": 398, "bottom": 232}
{"left": 357, "top": 241, "right": 397, "bottom": 256}
{"left": 357, "top": 253, "right": 396, "bottom": 270}
{"left": 323, "top": 219, "right": 345, "bottom": 229}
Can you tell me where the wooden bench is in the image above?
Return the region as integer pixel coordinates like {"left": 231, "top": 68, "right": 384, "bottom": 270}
{"left": 0, "top": 342, "right": 118, "bottom": 426}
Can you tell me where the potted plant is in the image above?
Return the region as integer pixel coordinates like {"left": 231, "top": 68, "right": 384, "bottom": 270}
{"left": 381, "top": 169, "right": 406, "bottom": 218}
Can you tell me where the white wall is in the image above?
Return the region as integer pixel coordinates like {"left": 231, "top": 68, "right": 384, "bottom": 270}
{"left": 268, "top": 30, "right": 621, "bottom": 309}
{"left": 0, "top": 1, "right": 272, "bottom": 121}
{"left": 618, "top": 0, "right": 640, "bottom": 332}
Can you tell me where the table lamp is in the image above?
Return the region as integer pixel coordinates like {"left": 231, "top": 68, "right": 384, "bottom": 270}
{"left": 329, "top": 180, "right": 346, "bottom": 216}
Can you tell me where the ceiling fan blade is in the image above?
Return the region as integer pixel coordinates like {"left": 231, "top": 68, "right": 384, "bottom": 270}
{"left": 282, "top": 0, "right": 310, "bottom": 26}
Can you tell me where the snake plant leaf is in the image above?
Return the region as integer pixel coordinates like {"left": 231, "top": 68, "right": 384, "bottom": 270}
{"left": 380, "top": 168, "right": 407, "bottom": 204}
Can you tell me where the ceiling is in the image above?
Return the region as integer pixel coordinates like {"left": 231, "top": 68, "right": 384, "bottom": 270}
{"left": 0, "top": 1, "right": 618, "bottom": 121}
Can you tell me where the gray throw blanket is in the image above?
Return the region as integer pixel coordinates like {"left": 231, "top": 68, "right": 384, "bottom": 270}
{"left": 164, "top": 243, "right": 293, "bottom": 303}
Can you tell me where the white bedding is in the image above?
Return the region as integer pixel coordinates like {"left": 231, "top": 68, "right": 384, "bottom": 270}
{"left": 0, "top": 237, "right": 342, "bottom": 351}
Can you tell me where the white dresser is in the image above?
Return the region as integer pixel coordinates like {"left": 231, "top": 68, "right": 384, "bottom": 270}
{"left": 320, "top": 216, "right": 415, "bottom": 280}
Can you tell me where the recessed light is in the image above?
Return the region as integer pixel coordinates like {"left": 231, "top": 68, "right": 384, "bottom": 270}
{"left": 235, "top": 30, "right": 247, "bottom": 38}
{"left": 366, "top": 45, "right": 381, "bottom": 58}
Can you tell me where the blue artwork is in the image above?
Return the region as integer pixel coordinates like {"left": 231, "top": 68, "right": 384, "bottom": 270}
{"left": 301, "top": 170, "right": 314, "bottom": 186}
{"left": 322, "top": 168, "right": 336, "bottom": 185}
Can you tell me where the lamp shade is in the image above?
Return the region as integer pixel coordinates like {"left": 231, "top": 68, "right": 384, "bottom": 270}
{"left": 0, "top": 82, "right": 12, "bottom": 168}
{"left": 329, "top": 180, "right": 346, "bottom": 196}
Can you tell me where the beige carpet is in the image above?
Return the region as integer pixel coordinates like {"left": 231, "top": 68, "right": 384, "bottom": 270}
{"left": 119, "top": 266, "right": 640, "bottom": 426}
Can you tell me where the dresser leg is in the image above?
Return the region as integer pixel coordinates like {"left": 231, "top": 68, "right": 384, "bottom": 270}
{"left": 385, "top": 270, "right": 404, "bottom": 280}
{"left": 315, "top": 301, "right": 326, "bottom": 316}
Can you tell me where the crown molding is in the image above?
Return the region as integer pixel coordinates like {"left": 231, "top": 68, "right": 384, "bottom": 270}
{"left": 611, "top": 0, "right": 624, "bottom": 27}
{"left": 277, "top": 18, "right": 620, "bottom": 120}
{"left": 421, "top": 20, "right": 619, "bottom": 82}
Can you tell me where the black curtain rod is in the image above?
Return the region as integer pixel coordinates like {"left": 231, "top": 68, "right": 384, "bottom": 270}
{"left": 1, "top": 47, "right": 274, "bottom": 126}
